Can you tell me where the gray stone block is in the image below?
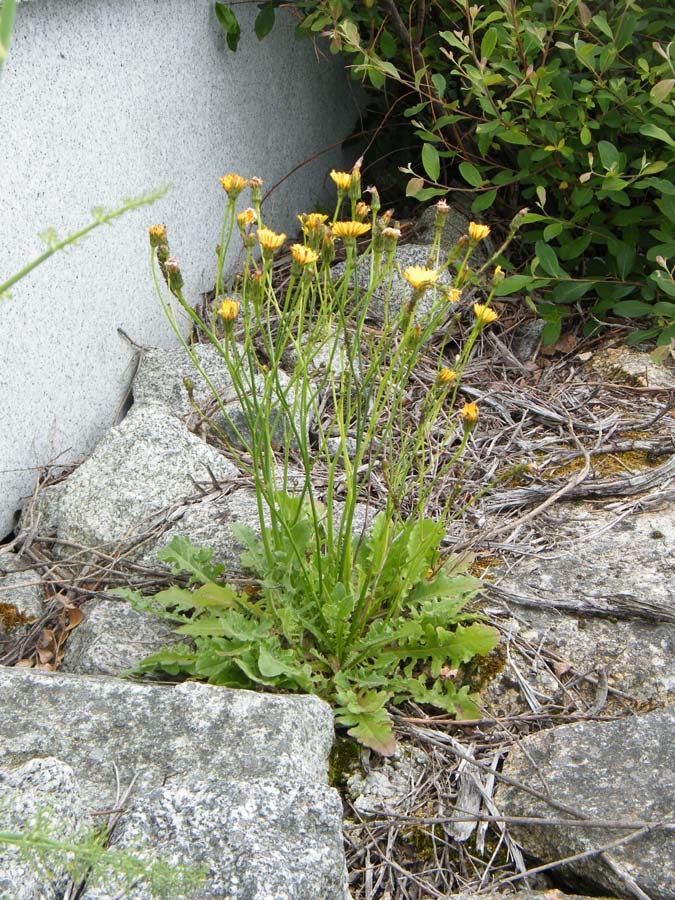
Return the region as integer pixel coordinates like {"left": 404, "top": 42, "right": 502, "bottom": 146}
{"left": 54, "top": 404, "right": 239, "bottom": 551}
{"left": 497, "top": 706, "right": 675, "bottom": 899}
{"left": 332, "top": 242, "right": 455, "bottom": 323}
{"left": 80, "top": 779, "right": 347, "bottom": 900}
{"left": 0, "top": 758, "right": 93, "bottom": 900}
{"left": 0, "top": 667, "right": 347, "bottom": 900}
{"left": 0, "top": 668, "right": 334, "bottom": 807}
{"left": 491, "top": 504, "right": 675, "bottom": 705}
{"left": 60, "top": 598, "right": 180, "bottom": 676}
{"left": 132, "top": 344, "right": 235, "bottom": 416}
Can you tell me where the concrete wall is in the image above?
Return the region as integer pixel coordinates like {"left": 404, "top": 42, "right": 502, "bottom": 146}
{"left": 0, "top": 0, "right": 361, "bottom": 538}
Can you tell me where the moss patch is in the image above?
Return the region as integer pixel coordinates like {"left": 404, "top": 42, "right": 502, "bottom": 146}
{"left": 0, "top": 602, "right": 34, "bottom": 632}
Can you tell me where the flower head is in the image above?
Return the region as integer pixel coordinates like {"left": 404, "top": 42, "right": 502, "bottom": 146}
{"left": 220, "top": 173, "right": 248, "bottom": 200}
{"left": 330, "top": 170, "right": 352, "bottom": 192}
{"left": 290, "top": 244, "right": 319, "bottom": 267}
{"left": 218, "top": 297, "right": 240, "bottom": 322}
{"left": 237, "top": 208, "right": 257, "bottom": 229}
{"left": 381, "top": 226, "right": 401, "bottom": 254}
{"left": 461, "top": 401, "right": 479, "bottom": 427}
{"left": 404, "top": 265, "right": 439, "bottom": 292}
{"left": 149, "top": 224, "right": 168, "bottom": 248}
{"left": 437, "top": 367, "right": 457, "bottom": 386}
{"left": 163, "top": 257, "right": 183, "bottom": 293}
{"left": 298, "top": 212, "right": 329, "bottom": 235}
{"left": 492, "top": 265, "right": 505, "bottom": 286}
{"left": 332, "top": 220, "right": 371, "bottom": 240}
{"left": 446, "top": 288, "right": 462, "bottom": 303}
{"left": 354, "top": 201, "right": 370, "bottom": 222}
{"left": 468, "top": 221, "right": 491, "bottom": 242}
{"left": 249, "top": 176, "right": 263, "bottom": 204}
{"left": 434, "top": 199, "right": 450, "bottom": 230}
{"left": 473, "top": 303, "right": 499, "bottom": 326}
{"left": 257, "top": 227, "right": 286, "bottom": 254}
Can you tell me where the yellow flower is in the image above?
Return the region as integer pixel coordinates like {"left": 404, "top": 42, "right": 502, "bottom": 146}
{"left": 148, "top": 224, "right": 167, "bottom": 248}
{"left": 468, "top": 221, "right": 491, "bottom": 242}
{"left": 219, "top": 173, "right": 248, "bottom": 199}
{"left": 446, "top": 288, "right": 462, "bottom": 303}
{"left": 237, "top": 208, "right": 257, "bottom": 228}
{"left": 461, "top": 401, "right": 479, "bottom": 425}
{"left": 403, "top": 266, "right": 439, "bottom": 291}
{"left": 331, "top": 220, "right": 371, "bottom": 239}
{"left": 218, "top": 297, "right": 240, "bottom": 321}
{"left": 298, "top": 212, "right": 329, "bottom": 234}
{"left": 257, "top": 227, "right": 286, "bottom": 253}
{"left": 438, "top": 367, "right": 457, "bottom": 386}
{"left": 330, "top": 170, "right": 352, "bottom": 192}
{"left": 290, "top": 244, "right": 319, "bottom": 267}
{"left": 492, "top": 265, "right": 505, "bottom": 286}
{"left": 354, "top": 201, "right": 370, "bottom": 221}
{"left": 473, "top": 303, "right": 499, "bottom": 325}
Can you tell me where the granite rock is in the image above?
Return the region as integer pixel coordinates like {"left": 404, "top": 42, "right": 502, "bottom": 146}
{"left": 587, "top": 346, "right": 675, "bottom": 389}
{"left": 497, "top": 706, "right": 675, "bottom": 899}
{"left": 0, "top": 667, "right": 348, "bottom": 900}
{"left": 489, "top": 503, "right": 675, "bottom": 706}
{"left": 332, "top": 242, "right": 455, "bottom": 323}
{"left": 54, "top": 404, "right": 239, "bottom": 552}
{"left": 0, "top": 551, "right": 43, "bottom": 622}
{"left": 0, "top": 757, "right": 93, "bottom": 900}
{"left": 132, "top": 344, "right": 235, "bottom": 416}
{"left": 60, "top": 598, "right": 180, "bottom": 676}
{"left": 80, "top": 779, "right": 347, "bottom": 900}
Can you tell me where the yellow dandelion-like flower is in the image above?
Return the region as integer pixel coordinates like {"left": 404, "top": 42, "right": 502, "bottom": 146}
{"left": 446, "top": 288, "right": 462, "bottom": 303}
{"left": 290, "top": 244, "right": 319, "bottom": 267}
{"left": 354, "top": 201, "right": 370, "bottom": 221}
{"left": 220, "top": 173, "right": 248, "bottom": 199}
{"left": 149, "top": 224, "right": 167, "bottom": 248}
{"left": 298, "top": 212, "right": 329, "bottom": 233}
{"left": 461, "top": 401, "right": 479, "bottom": 425}
{"left": 403, "top": 265, "right": 439, "bottom": 291}
{"left": 438, "top": 367, "right": 457, "bottom": 386}
{"left": 473, "top": 303, "right": 499, "bottom": 325}
{"left": 468, "top": 221, "right": 491, "bottom": 242}
{"left": 257, "top": 227, "right": 286, "bottom": 253}
{"left": 218, "top": 297, "right": 240, "bottom": 322}
{"left": 237, "top": 208, "right": 257, "bottom": 228}
{"left": 330, "top": 170, "right": 352, "bottom": 192}
{"left": 331, "top": 220, "right": 371, "bottom": 239}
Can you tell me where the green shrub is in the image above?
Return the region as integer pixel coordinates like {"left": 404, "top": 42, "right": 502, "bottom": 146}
{"left": 218, "top": 1, "right": 675, "bottom": 344}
